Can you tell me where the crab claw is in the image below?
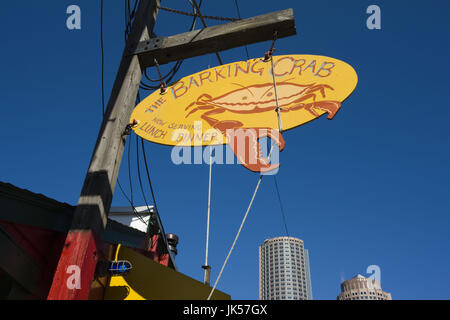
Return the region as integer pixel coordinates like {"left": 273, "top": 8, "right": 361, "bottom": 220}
{"left": 256, "top": 128, "right": 286, "bottom": 152}
{"left": 226, "top": 127, "right": 285, "bottom": 173}
{"left": 304, "top": 100, "right": 342, "bottom": 119}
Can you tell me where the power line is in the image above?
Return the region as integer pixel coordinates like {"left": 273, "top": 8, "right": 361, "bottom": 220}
{"left": 127, "top": 131, "right": 134, "bottom": 206}
{"left": 140, "top": 137, "right": 171, "bottom": 242}
{"left": 117, "top": 173, "right": 148, "bottom": 226}
{"left": 100, "top": 0, "right": 146, "bottom": 226}
{"left": 139, "top": 0, "right": 204, "bottom": 90}
{"left": 116, "top": 132, "right": 148, "bottom": 226}
{"left": 124, "top": 0, "right": 138, "bottom": 42}
{"left": 142, "top": 62, "right": 182, "bottom": 83}
{"left": 233, "top": 0, "right": 250, "bottom": 60}
{"left": 140, "top": 137, "right": 159, "bottom": 214}
{"left": 100, "top": 0, "right": 105, "bottom": 118}
{"left": 124, "top": 0, "right": 129, "bottom": 42}
{"left": 120, "top": 3, "right": 156, "bottom": 227}
{"left": 136, "top": 132, "right": 154, "bottom": 222}
{"left": 132, "top": 93, "right": 161, "bottom": 236}
{"left": 191, "top": 0, "right": 223, "bottom": 65}
{"left": 274, "top": 175, "right": 289, "bottom": 237}
{"left": 140, "top": 61, "right": 184, "bottom": 90}
{"left": 121, "top": 3, "right": 163, "bottom": 239}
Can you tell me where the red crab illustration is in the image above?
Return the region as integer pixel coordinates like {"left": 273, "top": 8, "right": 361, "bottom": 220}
{"left": 184, "top": 82, "right": 341, "bottom": 172}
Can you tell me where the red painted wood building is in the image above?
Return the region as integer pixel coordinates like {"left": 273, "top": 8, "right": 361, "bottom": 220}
{"left": 0, "top": 182, "right": 173, "bottom": 299}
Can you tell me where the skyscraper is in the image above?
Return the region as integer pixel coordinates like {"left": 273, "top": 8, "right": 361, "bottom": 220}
{"left": 337, "top": 274, "right": 392, "bottom": 300}
{"left": 259, "top": 236, "right": 313, "bottom": 300}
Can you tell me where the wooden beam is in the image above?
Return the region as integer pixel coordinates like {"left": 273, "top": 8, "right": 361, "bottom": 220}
{"left": 47, "top": 0, "right": 161, "bottom": 300}
{"left": 135, "top": 8, "right": 296, "bottom": 68}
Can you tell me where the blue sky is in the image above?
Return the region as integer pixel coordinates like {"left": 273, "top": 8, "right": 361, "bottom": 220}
{"left": 1, "top": 1, "right": 449, "bottom": 300}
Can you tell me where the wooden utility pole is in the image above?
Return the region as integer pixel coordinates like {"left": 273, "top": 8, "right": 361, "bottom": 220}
{"left": 47, "top": 0, "right": 160, "bottom": 300}
{"left": 47, "top": 0, "right": 296, "bottom": 300}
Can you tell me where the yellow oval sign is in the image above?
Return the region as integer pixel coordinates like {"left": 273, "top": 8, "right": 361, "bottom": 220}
{"left": 131, "top": 54, "right": 358, "bottom": 147}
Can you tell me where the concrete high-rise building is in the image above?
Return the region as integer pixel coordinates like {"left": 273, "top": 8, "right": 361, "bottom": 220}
{"left": 259, "top": 236, "right": 312, "bottom": 300}
{"left": 337, "top": 274, "right": 392, "bottom": 300}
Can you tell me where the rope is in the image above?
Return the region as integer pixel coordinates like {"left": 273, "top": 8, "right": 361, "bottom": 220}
{"left": 200, "top": 0, "right": 224, "bottom": 280}
{"left": 204, "top": 147, "right": 213, "bottom": 274}
{"left": 261, "top": 32, "right": 282, "bottom": 131}
{"left": 266, "top": 32, "right": 283, "bottom": 133}
{"left": 157, "top": 5, "right": 240, "bottom": 22}
{"left": 205, "top": 31, "right": 283, "bottom": 299}
{"left": 207, "top": 174, "right": 264, "bottom": 300}
{"left": 205, "top": 148, "right": 213, "bottom": 265}
{"left": 270, "top": 56, "right": 283, "bottom": 132}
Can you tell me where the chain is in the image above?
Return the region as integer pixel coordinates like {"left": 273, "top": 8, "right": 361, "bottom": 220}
{"left": 157, "top": 5, "right": 240, "bottom": 22}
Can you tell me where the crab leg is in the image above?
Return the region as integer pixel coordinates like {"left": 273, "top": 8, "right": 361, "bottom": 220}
{"left": 282, "top": 93, "right": 318, "bottom": 112}
{"left": 185, "top": 94, "right": 213, "bottom": 111}
{"left": 185, "top": 105, "right": 215, "bottom": 118}
{"left": 308, "top": 84, "right": 333, "bottom": 98}
{"left": 199, "top": 108, "right": 226, "bottom": 128}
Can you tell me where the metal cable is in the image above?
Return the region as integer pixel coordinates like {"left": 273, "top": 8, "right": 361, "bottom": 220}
{"left": 140, "top": 0, "right": 202, "bottom": 90}
{"left": 124, "top": 0, "right": 139, "bottom": 42}
{"left": 141, "top": 137, "right": 173, "bottom": 257}
{"left": 117, "top": 177, "right": 148, "bottom": 226}
{"left": 127, "top": 131, "right": 134, "bottom": 206}
{"left": 140, "top": 138, "right": 159, "bottom": 214}
{"left": 136, "top": 133, "right": 154, "bottom": 228}
{"left": 270, "top": 56, "right": 283, "bottom": 132}
{"left": 157, "top": 5, "right": 240, "bottom": 22}
{"left": 99, "top": 0, "right": 147, "bottom": 226}
{"left": 191, "top": 0, "right": 223, "bottom": 65}
{"left": 233, "top": 0, "right": 250, "bottom": 60}
{"left": 274, "top": 175, "right": 289, "bottom": 237}
{"left": 100, "top": 0, "right": 105, "bottom": 118}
